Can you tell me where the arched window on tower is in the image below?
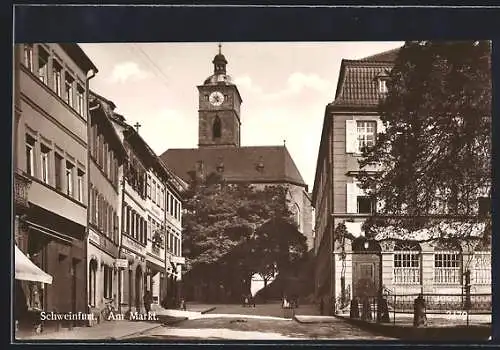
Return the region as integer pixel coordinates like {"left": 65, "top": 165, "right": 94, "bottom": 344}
{"left": 213, "top": 115, "right": 221, "bottom": 139}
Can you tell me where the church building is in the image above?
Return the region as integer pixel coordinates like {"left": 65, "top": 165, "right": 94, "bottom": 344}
{"left": 160, "top": 45, "right": 313, "bottom": 251}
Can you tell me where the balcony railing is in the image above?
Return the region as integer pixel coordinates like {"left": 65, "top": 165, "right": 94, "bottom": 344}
{"left": 15, "top": 171, "right": 31, "bottom": 210}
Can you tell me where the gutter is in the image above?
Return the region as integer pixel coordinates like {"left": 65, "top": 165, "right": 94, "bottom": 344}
{"left": 85, "top": 68, "right": 96, "bottom": 315}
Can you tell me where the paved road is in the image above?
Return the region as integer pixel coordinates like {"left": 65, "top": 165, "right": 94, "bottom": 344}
{"left": 188, "top": 302, "right": 321, "bottom": 317}
{"left": 134, "top": 303, "right": 393, "bottom": 340}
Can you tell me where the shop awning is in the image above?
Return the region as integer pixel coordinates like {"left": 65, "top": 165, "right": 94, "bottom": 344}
{"left": 15, "top": 245, "right": 53, "bottom": 284}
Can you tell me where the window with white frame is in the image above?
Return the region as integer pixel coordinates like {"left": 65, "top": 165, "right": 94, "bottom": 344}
{"left": 53, "top": 61, "right": 62, "bottom": 97}
{"left": 40, "top": 144, "right": 50, "bottom": 184}
{"left": 23, "top": 44, "right": 33, "bottom": 72}
{"left": 346, "top": 119, "right": 384, "bottom": 154}
{"left": 76, "top": 84, "right": 85, "bottom": 115}
{"left": 37, "top": 47, "right": 49, "bottom": 84}
{"left": 394, "top": 242, "right": 421, "bottom": 284}
{"left": 156, "top": 184, "right": 161, "bottom": 206}
{"left": 434, "top": 248, "right": 462, "bottom": 284}
{"left": 152, "top": 179, "right": 157, "bottom": 204}
{"left": 472, "top": 252, "right": 491, "bottom": 285}
{"left": 66, "top": 161, "right": 74, "bottom": 197}
{"left": 357, "top": 121, "right": 377, "bottom": 151}
{"left": 77, "top": 169, "right": 84, "bottom": 202}
{"left": 25, "top": 134, "right": 35, "bottom": 176}
{"left": 64, "top": 73, "right": 74, "bottom": 106}
{"left": 147, "top": 175, "right": 151, "bottom": 198}
{"left": 55, "top": 152, "right": 63, "bottom": 190}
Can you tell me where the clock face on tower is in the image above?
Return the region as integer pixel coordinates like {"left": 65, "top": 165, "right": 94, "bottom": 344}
{"left": 209, "top": 91, "right": 224, "bottom": 106}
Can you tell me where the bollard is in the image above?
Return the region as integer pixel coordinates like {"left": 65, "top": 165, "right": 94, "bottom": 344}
{"left": 377, "top": 295, "right": 390, "bottom": 323}
{"left": 350, "top": 298, "right": 360, "bottom": 319}
{"left": 361, "top": 298, "right": 372, "bottom": 321}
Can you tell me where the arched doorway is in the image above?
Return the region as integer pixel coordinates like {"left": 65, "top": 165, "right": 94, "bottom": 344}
{"left": 135, "top": 266, "right": 143, "bottom": 311}
{"left": 352, "top": 237, "right": 382, "bottom": 299}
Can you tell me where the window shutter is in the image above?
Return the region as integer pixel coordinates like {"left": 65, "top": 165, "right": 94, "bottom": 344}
{"left": 346, "top": 183, "right": 357, "bottom": 213}
{"left": 345, "top": 120, "right": 358, "bottom": 153}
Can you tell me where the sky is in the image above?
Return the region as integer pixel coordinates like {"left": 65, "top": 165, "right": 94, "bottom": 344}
{"left": 79, "top": 42, "right": 403, "bottom": 189}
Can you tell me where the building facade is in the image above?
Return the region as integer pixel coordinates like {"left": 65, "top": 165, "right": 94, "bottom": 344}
{"left": 14, "top": 43, "right": 97, "bottom": 326}
{"left": 312, "top": 48, "right": 491, "bottom": 315}
{"left": 164, "top": 172, "right": 186, "bottom": 305}
{"left": 87, "top": 93, "right": 127, "bottom": 315}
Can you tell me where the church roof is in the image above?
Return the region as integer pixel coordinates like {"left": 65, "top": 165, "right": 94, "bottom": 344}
{"left": 160, "top": 145, "right": 307, "bottom": 189}
{"left": 331, "top": 47, "right": 401, "bottom": 109}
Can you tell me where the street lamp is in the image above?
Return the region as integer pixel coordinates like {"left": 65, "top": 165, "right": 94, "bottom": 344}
{"left": 364, "top": 241, "right": 369, "bottom": 250}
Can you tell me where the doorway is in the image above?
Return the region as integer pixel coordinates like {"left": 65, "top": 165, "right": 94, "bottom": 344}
{"left": 351, "top": 238, "right": 381, "bottom": 299}
{"left": 135, "top": 266, "right": 142, "bottom": 311}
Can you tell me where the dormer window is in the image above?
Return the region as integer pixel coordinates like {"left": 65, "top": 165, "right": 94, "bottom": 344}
{"left": 378, "top": 79, "right": 388, "bottom": 94}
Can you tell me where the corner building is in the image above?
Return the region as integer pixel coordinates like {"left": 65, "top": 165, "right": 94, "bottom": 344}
{"left": 14, "top": 43, "right": 97, "bottom": 326}
{"left": 312, "top": 48, "right": 491, "bottom": 315}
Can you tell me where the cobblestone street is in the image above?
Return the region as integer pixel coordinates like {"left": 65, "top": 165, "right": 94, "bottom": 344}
{"left": 130, "top": 303, "right": 394, "bottom": 340}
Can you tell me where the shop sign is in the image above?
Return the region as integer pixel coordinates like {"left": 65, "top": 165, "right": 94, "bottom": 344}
{"left": 89, "top": 230, "right": 100, "bottom": 244}
{"left": 115, "top": 258, "right": 128, "bottom": 268}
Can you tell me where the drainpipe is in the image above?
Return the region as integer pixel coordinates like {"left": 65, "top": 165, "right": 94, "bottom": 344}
{"left": 85, "top": 69, "right": 96, "bottom": 318}
{"left": 118, "top": 170, "right": 126, "bottom": 314}
{"left": 163, "top": 178, "right": 168, "bottom": 306}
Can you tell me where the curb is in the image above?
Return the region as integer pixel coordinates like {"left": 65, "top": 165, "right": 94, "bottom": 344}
{"left": 335, "top": 315, "right": 491, "bottom": 340}
{"left": 292, "top": 315, "right": 337, "bottom": 324}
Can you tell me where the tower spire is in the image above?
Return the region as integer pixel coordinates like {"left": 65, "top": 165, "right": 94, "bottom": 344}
{"left": 213, "top": 43, "right": 228, "bottom": 75}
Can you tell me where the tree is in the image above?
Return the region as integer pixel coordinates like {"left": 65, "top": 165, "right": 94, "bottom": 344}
{"left": 358, "top": 41, "right": 491, "bottom": 238}
{"left": 181, "top": 172, "right": 307, "bottom": 299}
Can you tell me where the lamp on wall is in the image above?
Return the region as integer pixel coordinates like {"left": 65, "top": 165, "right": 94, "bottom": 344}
{"left": 364, "top": 241, "right": 369, "bottom": 250}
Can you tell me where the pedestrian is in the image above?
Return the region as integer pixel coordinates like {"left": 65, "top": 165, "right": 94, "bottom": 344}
{"left": 180, "top": 298, "right": 187, "bottom": 311}
{"left": 143, "top": 290, "right": 152, "bottom": 314}
{"left": 320, "top": 298, "right": 324, "bottom": 315}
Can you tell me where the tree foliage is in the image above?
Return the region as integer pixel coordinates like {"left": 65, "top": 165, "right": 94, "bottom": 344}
{"left": 181, "top": 172, "right": 307, "bottom": 293}
{"left": 358, "top": 41, "right": 491, "bottom": 235}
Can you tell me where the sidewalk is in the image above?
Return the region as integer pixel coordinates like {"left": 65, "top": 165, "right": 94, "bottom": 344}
{"left": 16, "top": 304, "right": 217, "bottom": 341}
{"left": 16, "top": 320, "right": 162, "bottom": 341}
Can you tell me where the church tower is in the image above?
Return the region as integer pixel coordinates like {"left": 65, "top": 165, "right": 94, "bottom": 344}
{"left": 197, "top": 44, "right": 242, "bottom": 148}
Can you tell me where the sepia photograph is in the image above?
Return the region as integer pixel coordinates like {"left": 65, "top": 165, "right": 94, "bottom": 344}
{"left": 13, "top": 39, "right": 492, "bottom": 341}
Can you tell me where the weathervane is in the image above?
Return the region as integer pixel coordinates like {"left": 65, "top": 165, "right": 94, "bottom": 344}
{"left": 218, "top": 42, "right": 222, "bottom": 54}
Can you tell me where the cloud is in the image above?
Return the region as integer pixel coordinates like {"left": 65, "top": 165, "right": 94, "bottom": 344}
{"left": 233, "top": 75, "right": 263, "bottom": 94}
{"left": 235, "top": 73, "right": 333, "bottom": 102}
{"left": 109, "top": 62, "right": 151, "bottom": 83}
{"left": 265, "top": 72, "right": 334, "bottom": 101}
{"left": 139, "top": 108, "right": 197, "bottom": 155}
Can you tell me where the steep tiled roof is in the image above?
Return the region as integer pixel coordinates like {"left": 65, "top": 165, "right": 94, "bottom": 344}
{"left": 359, "top": 47, "right": 400, "bottom": 62}
{"left": 332, "top": 47, "right": 401, "bottom": 108}
{"left": 160, "top": 146, "right": 307, "bottom": 189}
